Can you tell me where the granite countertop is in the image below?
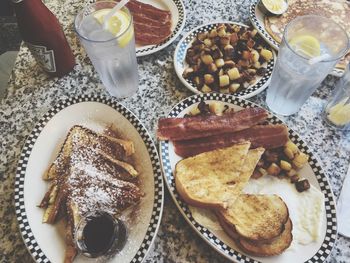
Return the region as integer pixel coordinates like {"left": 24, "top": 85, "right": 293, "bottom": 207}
{"left": 1, "top": 0, "right": 350, "bottom": 262}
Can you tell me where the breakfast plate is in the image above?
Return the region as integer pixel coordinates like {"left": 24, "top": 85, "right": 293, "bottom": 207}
{"left": 159, "top": 93, "right": 337, "bottom": 263}
{"left": 248, "top": 0, "right": 347, "bottom": 77}
{"left": 174, "top": 21, "right": 275, "bottom": 99}
{"left": 14, "top": 95, "right": 164, "bottom": 262}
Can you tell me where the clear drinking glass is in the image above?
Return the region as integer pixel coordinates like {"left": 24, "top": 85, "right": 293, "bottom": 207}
{"left": 75, "top": 1, "right": 139, "bottom": 98}
{"left": 324, "top": 64, "right": 350, "bottom": 130}
{"left": 266, "top": 15, "right": 349, "bottom": 116}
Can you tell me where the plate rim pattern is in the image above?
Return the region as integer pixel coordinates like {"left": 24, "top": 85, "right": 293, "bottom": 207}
{"left": 173, "top": 21, "right": 275, "bottom": 99}
{"left": 14, "top": 94, "right": 164, "bottom": 263}
{"left": 159, "top": 92, "right": 337, "bottom": 263}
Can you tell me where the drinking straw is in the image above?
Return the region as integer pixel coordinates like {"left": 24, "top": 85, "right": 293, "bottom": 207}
{"left": 103, "top": 0, "right": 130, "bottom": 29}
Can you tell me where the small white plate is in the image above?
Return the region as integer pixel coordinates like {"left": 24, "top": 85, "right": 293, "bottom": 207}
{"left": 174, "top": 21, "right": 276, "bottom": 99}
{"left": 249, "top": 0, "right": 345, "bottom": 77}
{"left": 14, "top": 95, "right": 164, "bottom": 263}
{"left": 135, "top": 0, "right": 186, "bottom": 57}
{"left": 159, "top": 93, "right": 337, "bottom": 263}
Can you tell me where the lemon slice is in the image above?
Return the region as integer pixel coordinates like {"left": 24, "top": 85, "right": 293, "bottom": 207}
{"left": 327, "top": 97, "right": 350, "bottom": 126}
{"left": 262, "top": 0, "right": 288, "bottom": 14}
{"left": 289, "top": 35, "right": 321, "bottom": 58}
{"left": 93, "top": 8, "right": 133, "bottom": 47}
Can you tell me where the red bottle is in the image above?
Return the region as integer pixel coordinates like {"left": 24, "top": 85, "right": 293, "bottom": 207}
{"left": 12, "top": 0, "right": 75, "bottom": 77}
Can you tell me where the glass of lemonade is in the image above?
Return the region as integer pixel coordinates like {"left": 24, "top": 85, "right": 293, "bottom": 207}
{"left": 75, "top": 1, "right": 138, "bottom": 98}
{"left": 266, "top": 15, "right": 349, "bottom": 116}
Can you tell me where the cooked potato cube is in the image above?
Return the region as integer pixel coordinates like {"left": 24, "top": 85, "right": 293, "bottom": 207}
{"left": 218, "top": 68, "right": 224, "bottom": 76}
{"left": 229, "top": 83, "right": 240, "bottom": 93}
{"left": 290, "top": 174, "right": 300, "bottom": 183}
{"left": 242, "top": 50, "right": 251, "bottom": 60}
{"left": 285, "top": 141, "right": 299, "bottom": 154}
{"left": 209, "top": 29, "right": 218, "bottom": 38}
{"left": 247, "top": 39, "right": 255, "bottom": 48}
{"left": 224, "top": 60, "right": 235, "bottom": 68}
{"left": 197, "top": 32, "right": 207, "bottom": 41}
{"left": 253, "top": 61, "right": 261, "bottom": 69}
{"left": 204, "top": 74, "right": 215, "bottom": 84}
{"left": 220, "top": 88, "right": 230, "bottom": 93}
{"left": 287, "top": 169, "right": 297, "bottom": 177}
{"left": 260, "top": 49, "right": 273, "bottom": 61}
{"left": 201, "top": 54, "right": 214, "bottom": 65}
{"left": 219, "top": 75, "right": 230, "bottom": 87}
{"left": 251, "top": 29, "right": 258, "bottom": 37}
{"left": 224, "top": 45, "right": 234, "bottom": 58}
{"left": 209, "top": 102, "right": 225, "bottom": 115}
{"left": 208, "top": 63, "right": 218, "bottom": 72}
{"left": 252, "top": 169, "right": 263, "bottom": 179}
{"left": 280, "top": 160, "right": 292, "bottom": 171}
{"left": 251, "top": 50, "right": 260, "bottom": 63}
{"left": 293, "top": 152, "right": 309, "bottom": 168}
{"left": 190, "top": 106, "right": 201, "bottom": 116}
{"left": 204, "top": 38, "right": 212, "bottom": 47}
{"left": 201, "top": 84, "right": 212, "bottom": 93}
{"left": 212, "top": 47, "right": 223, "bottom": 59}
{"left": 220, "top": 36, "right": 230, "bottom": 45}
{"left": 217, "top": 27, "right": 226, "bottom": 37}
{"left": 227, "top": 67, "right": 240, "bottom": 80}
{"left": 247, "top": 69, "right": 257, "bottom": 75}
{"left": 258, "top": 168, "right": 268, "bottom": 176}
{"left": 284, "top": 147, "right": 294, "bottom": 160}
{"left": 267, "top": 163, "right": 281, "bottom": 176}
{"left": 183, "top": 67, "right": 194, "bottom": 78}
{"left": 295, "top": 179, "right": 310, "bottom": 192}
{"left": 230, "top": 33, "right": 239, "bottom": 44}
{"left": 194, "top": 76, "right": 202, "bottom": 86}
{"left": 215, "top": 58, "right": 225, "bottom": 68}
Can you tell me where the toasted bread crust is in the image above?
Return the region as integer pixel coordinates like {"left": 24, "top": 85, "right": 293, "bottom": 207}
{"left": 218, "top": 194, "right": 289, "bottom": 242}
{"left": 237, "top": 219, "right": 293, "bottom": 257}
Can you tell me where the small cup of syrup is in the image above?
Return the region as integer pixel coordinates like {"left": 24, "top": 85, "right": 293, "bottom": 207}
{"left": 75, "top": 211, "right": 127, "bottom": 259}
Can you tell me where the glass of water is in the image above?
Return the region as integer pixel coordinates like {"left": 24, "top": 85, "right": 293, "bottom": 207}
{"left": 75, "top": 1, "right": 139, "bottom": 98}
{"left": 266, "top": 15, "right": 349, "bottom": 116}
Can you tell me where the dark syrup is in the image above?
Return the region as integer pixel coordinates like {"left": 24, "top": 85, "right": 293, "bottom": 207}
{"left": 83, "top": 215, "right": 115, "bottom": 255}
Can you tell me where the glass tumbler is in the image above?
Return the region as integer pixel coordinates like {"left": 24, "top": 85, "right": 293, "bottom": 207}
{"left": 266, "top": 15, "right": 349, "bottom": 116}
{"left": 75, "top": 1, "right": 139, "bottom": 98}
{"left": 324, "top": 64, "right": 350, "bottom": 130}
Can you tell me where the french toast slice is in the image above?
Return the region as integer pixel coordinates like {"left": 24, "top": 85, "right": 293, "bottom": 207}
{"left": 43, "top": 125, "right": 134, "bottom": 180}
{"left": 175, "top": 143, "right": 264, "bottom": 209}
{"left": 218, "top": 194, "right": 289, "bottom": 242}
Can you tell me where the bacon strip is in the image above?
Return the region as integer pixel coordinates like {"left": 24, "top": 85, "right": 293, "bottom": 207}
{"left": 127, "top": 0, "right": 171, "bottom": 21}
{"left": 173, "top": 125, "right": 289, "bottom": 157}
{"left": 133, "top": 12, "right": 171, "bottom": 27}
{"left": 157, "top": 108, "right": 269, "bottom": 141}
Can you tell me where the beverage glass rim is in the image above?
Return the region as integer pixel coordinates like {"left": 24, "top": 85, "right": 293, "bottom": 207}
{"left": 283, "top": 15, "right": 350, "bottom": 63}
{"left": 74, "top": 0, "right": 133, "bottom": 43}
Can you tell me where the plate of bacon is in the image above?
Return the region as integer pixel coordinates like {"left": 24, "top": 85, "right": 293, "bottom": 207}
{"left": 110, "top": 0, "right": 186, "bottom": 56}
{"left": 157, "top": 93, "right": 337, "bottom": 263}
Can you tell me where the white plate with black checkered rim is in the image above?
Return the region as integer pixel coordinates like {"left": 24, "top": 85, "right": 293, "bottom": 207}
{"left": 88, "top": 0, "right": 186, "bottom": 57}
{"left": 14, "top": 95, "right": 164, "bottom": 263}
{"left": 174, "top": 21, "right": 276, "bottom": 99}
{"left": 248, "top": 0, "right": 345, "bottom": 77}
{"left": 159, "top": 93, "right": 337, "bottom": 263}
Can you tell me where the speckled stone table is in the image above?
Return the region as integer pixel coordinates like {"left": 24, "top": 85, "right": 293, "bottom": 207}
{"left": 1, "top": 0, "right": 350, "bottom": 262}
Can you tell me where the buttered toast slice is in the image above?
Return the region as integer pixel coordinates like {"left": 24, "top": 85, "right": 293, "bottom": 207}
{"left": 218, "top": 194, "right": 289, "bottom": 242}
{"left": 218, "top": 213, "right": 293, "bottom": 256}
{"left": 43, "top": 125, "right": 134, "bottom": 180}
{"left": 175, "top": 142, "right": 264, "bottom": 209}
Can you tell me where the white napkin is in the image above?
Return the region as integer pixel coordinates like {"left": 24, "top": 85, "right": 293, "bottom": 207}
{"left": 337, "top": 164, "right": 350, "bottom": 238}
